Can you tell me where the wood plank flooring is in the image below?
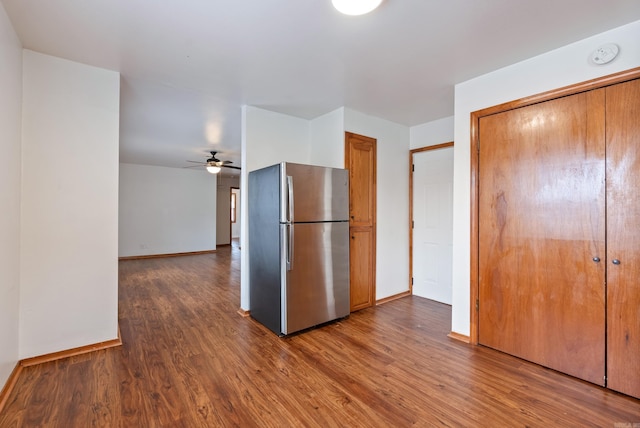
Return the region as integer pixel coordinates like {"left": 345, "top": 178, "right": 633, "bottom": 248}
{"left": 1, "top": 241, "right": 639, "bottom": 427}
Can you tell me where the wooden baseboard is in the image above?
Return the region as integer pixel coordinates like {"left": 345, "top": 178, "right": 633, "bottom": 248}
{"left": 20, "top": 336, "right": 123, "bottom": 368}
{"left": 447, "top": 332, "right": 471, "bottom": 344}
{"left": 0, "top": 362, "right": 23, "bottom": 415}
{"left": 119, "top": 249, "right": 215, "bottom": 261}
{"left": 0, "top": 330, "right": 122, "bottom": 414}
{"left": 237, "top": 308, "right": 251, "bottom": 318}
{"left": 376, "top": 290, "right": 411, "bottom": 305}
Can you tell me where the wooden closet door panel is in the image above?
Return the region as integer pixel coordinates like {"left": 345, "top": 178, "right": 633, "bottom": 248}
{"left": 348, "top": 136, "right": 376, "bottom": 227}
{"left": 349, "top": 229, "right": 374, "bottom": 310}
{"left": 606, "top": 78, "right": 640, "bottom": 399}
{"left": 478, "top": 90, "right": 606, "bottom": 384}
{"left": 345, "top": 132, "right": 377, "bottom": 312}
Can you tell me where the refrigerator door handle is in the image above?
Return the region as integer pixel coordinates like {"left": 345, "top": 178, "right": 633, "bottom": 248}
{"left": 287, "top": 175, "right": 294, "bottom": 224}
{"left": 287, "top": 175, "right": 294, "bottom": 270}
{"left": 287, "top": 223, "right": 294, "bottom": 271}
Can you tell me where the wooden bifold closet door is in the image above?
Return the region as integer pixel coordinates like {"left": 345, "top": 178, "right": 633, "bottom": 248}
{"left": 478, "top": 89, "right": 607, "bottom": 385}
{"left": 478, "top": 77, "right": 640, "bottom": 398}
{"left": 605, "top": 79, "right": 640, "bottom": 399}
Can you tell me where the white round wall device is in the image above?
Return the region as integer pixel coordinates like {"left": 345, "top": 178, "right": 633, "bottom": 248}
{"left": 590, "top": 43, "right": 619, "bottom": 65}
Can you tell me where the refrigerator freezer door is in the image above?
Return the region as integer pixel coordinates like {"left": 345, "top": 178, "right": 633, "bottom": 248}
{"left": 283, "top": 221, "right": 350, "bottom": 335}
{"left": 280, "top": 163, "right": 349, "bottom": 223}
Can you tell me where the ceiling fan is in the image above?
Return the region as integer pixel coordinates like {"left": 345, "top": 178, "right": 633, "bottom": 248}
{"left": 185, "top": 151, "right": 241, "bottom": 174}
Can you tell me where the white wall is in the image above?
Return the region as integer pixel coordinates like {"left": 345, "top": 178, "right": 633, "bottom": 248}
{"left": 119, "top": 163, "right": 216, "bottom": 257}
{"left": 410, "top": 116, "right": 454, "bottom": 149}
{"left": 0, "top": 3, "right": 22, "bottom": 387}
{"left": 20, "top": 51, "right": 120, "bottom": 358}
{"left": 243, "top": 106, "right": 311, "bottom": 172}
{"left": 344, "top": 108, "right": 411, "bottom": 300}
{"left": 451, "top": 20, "right": 640, "bottom": 336}
{"left": 310, "top": 107, "right": 345, "bottom": 168}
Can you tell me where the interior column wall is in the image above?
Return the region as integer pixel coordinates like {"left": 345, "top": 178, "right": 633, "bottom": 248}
{"left": 0, "top": 3, "right": 22, "bottom": 386}
{"left": 240, "top": 106, "right": 311, "bottom": 310}
{"left": 20, "top": 50, "right": 120, "bottom": 358}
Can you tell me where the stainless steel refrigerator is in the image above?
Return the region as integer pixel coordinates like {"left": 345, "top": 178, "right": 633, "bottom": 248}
{"left": 249, "top": 162, "right": 350, "bottom": 336}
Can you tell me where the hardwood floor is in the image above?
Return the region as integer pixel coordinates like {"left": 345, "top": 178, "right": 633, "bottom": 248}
{"left": 1, "top": 242, "right": 639, "bottom": 427}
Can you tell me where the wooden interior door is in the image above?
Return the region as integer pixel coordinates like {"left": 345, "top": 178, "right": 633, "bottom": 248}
{"left": 478, "top": 90, "right": 607, "bottom": 385}
{"left": 345, "top": 132, "right": 376, "bottom": 312}
{"left": 605, "top": 78, "right": 640, "bottom": 398}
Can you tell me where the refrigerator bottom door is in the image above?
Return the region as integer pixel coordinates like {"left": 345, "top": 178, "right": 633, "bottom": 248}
{"left": 283, "top": 221, "right": 350, "bottom": 335}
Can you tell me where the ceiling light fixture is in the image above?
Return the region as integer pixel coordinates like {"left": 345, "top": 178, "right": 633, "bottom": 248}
{"left": 206, "top": 165, "right": 221, "bottom": 174}
{"left": 332, "top": 0, "right": 383, "bottom": 15}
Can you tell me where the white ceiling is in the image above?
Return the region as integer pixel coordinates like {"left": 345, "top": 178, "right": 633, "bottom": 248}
{"left": 3, "top": 1, "right": 640, "bottom": 176}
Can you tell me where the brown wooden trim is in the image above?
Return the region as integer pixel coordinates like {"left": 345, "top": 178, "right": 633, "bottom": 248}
{"left": 0, "top": 331, "right": 123, "bottom": 412}
{"left": 474, "top": 66, "right": 640, "bottom": 119}
{"left": 20, "top": 335, "right": 122, "bottom": 368}
{"left": 410, "top": 142, "right": 454, "bottom": 154}
{"left": 237, "top": 308, "right": 251, "bottom": 317}
{"left": 447, "top": 332, "right": 471, "bottom": 344}
{"left": 409, "top": 150, "right": 413, "bottom": 294}
{"left": 409, "top": 142, "right": 454, "bottom": 295}
{"left": 119, "top": 249, "right": 216, "bottom": 261}
{"left": 376, "top": 290, "right": 411, "bottom": 305}
{"left": 0, "top": 362, "right": 22, "bottom": 414}
{"left": 469, "top": 67, "right": 640, "bottom": 346}
{"left": 470, "top": 111, "right": 480, "bottom": 345}
{"left": 409, "top": 149, "right": 414, "bottom": 293}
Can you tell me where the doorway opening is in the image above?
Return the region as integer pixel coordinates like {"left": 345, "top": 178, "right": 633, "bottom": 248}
{"left": 231, "top": 187, "right": 240, "bottom": 248}
{"left": 409, "top": 142, "right": 454, "bottom": 304}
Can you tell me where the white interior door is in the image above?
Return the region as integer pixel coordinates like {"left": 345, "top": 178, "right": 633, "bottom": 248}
{"left": 412, "top": 146, "right": 453, "bottom": 304}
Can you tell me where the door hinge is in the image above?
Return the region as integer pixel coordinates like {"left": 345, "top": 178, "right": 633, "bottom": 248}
{"left": 412, "top": 164, "right": 415, "bottom": 172}
{"left": 412, "top": 220, "right": 414, "bottom": 229}
{"left": 476, "top": 299, "right": 479, "bottom": 311}
{"left": 411, "top": 277, "right": 414, "bottom": 285}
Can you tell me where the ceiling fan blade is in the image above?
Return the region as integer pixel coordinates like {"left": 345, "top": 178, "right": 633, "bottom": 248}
{"left": 186, "top": 151, "right": 236, "bottom": 170}
{"left": 182, "top": 165, "right": 205, "bottom": 169}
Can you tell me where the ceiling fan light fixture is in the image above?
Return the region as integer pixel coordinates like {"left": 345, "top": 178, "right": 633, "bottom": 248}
{"left": 206, "top": 165, "right": 222, "bottom": 174}
{"left": 332, "top": 0, "right": 383, "bottom": 15}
